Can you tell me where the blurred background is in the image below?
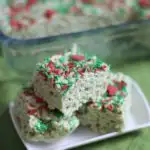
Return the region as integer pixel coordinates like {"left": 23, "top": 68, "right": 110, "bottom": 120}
{"left": 1, "top": 0, "right": 150, "bottom": 150}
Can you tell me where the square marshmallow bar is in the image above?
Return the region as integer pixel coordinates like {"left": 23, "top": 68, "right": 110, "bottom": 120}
{"left": 14, "top": 87, "right": 79, "bottom": 142}
{"left": 32, "top": 45, "right": 110, "bottom": 116}
{"left": 77, "top": 72, "right": 132, "bottom": 133}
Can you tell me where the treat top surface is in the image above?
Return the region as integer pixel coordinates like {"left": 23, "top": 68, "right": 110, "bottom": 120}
{"left": 36, "top": 44, "right": 110, "bottom": 95}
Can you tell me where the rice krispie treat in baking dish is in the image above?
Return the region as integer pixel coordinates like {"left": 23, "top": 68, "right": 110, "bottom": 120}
{"left": 77, "top": 72, "right": 132, "bottom": 134}
{"left": 32, "top": 46, "right": 110, "bottom": 116}
{"left": 14, "top": 87, "right": 79, "bottom": 142}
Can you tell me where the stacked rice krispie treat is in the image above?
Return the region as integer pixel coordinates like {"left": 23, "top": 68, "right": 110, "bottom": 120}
{"left": 32, "top": 44, "right": 110, "bottom": 116}
{"left": 15, "top": 87, "right": 79, "bottom": 142}
{"left": 77, "top": 72, "right": 131, "bottom": 133}
{"left": 14, "top": 44, "right": 131, "bottom": 142}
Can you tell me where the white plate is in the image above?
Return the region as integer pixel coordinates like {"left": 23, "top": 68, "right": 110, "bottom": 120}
{"left": 9, "top": 78, "right": 150, "bottom": 150}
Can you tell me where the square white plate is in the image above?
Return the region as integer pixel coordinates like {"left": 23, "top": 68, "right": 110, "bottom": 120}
{"left": 9, "top": 78, "right": 150, "bottom": 150}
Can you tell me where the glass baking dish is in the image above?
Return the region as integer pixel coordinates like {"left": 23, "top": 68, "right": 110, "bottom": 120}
{"left": 1, "top": 19, "right": 150, "bottom": 80}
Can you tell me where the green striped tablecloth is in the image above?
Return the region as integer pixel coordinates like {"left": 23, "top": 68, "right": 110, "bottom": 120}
{"left": 0, "top": 56, "right": 150, "bottom": 150}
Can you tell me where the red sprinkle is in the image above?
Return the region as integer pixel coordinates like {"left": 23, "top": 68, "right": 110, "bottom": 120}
{"left": 35, "top": 96, "right": 44, "bottom": 103}
{"left": 70, "top": 6, "right": 81, "bottom": 13}
{"left": 44, "top": 9, "right": 56, "bottom": 19}
{"left": 17, "top": 22, "right": 24, "bottom": 30}
{"left": 64, "top": 73, "right": 70, "bottom": 78}
{"left": 64, "top": 70, "right": 70, "bottom": 78}
{"left": 54, "top": 69, "right": 61, "bottom": 75}
{"left": 94, "top": 68, "right": 101, "bottom": 73}
{"left": 100, "top": 65, "right": 108, "bottom": 71}
{"left": 78, "top": 68, "right": 85, "bottom": 75}
{"left": 10, "top": 19, "right": 24, "bottom": 30}
{"left": 61, "top": 85, "right": 69, "bottom": 91}
{"left": 118, "top": 81, "right": 127, "bottom": 90}
{"left": 107, "top": 104, "right": 114, "bottom": 111}
{"left": 47, "top": 61, "right": 55, "bottom": 71}
{"left": 71, "top": 55, "right": 85, "bottom": 61}
{"left": 120, "top": 92, "right": 126, "bottom": 97}
{"left": 107, "top": 85, "right": 118, "bottom": 96}
{"left": 27, "top": 0, "right": 37, "bottom": 6}
{"left": 68, "top": 62, "right": 75, "bottom": 68}
{"left": 139, "top": 0, "right": 150, "bottom": 7}
{"left": 10, "top": 19, "right": 18, "bottom": 28}
{"left": 10, "top": 7, "right": 24, "bottom": 14}
{"left": 25, "top": 4, "right": 31, "bottom": 11}
{"left": 28, "top": 109, "right": 37, "bottom": 115}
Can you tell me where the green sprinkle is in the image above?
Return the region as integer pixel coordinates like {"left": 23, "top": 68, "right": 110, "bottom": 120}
{"left": 45, "top": 67, "right": 49, "bottom": 72}
{"left": 112, "top": 106, "right": 118, "bottom": 113}
{"left": 103, "top": 92, "right": 108, "bottom": 98}
{"left": 73, "top": 61, "right": 79, "bottom": 67}
{"left": 97, "top": 97, "right": 102, "bottom": 102}
{"left": 75, "top": 73, "right": 79, "bottom": 80}
{"left": 68, "top": 79, "right": 75, "bottom": 85}
{"left": 116, "top": 95, "right": 124, "bottom": 104}
{"left": 80, "top": 61, "right": 85, "bottom": 68}
{"left": 62, "top": 90, "right": 67, "bottom": 96}
{"left": 35, "top": 119, "right": 48, "bottom": 133}
{"left": 94, "top": 59, "right": 103, "bottom": 68}
{"left": 55, "top": 63, "right": 61, "bottom": 68}
{"left": 44, "top": 57, "right": 51, "bottom": 63}
{"left": 54, "top": 110, "right": 63, "bottom": 118}
{"left": 69, "top": 117, "right": 79, "bottom": 130}
{"left": 40, "top": 64, "right": 46, "bottom": 69}
{"left": 59, "top": 56, "right": 65, "bottom": 63}
{"left": 55, "top": 75, "right": 60, "bottom": 80}
{"left": 62, "top": 79, "right": 68, "bottom": 84}
{"left": 64, "top": 49, "right": 67, "bottom": 54}
{"left": 122, "top": 86, "right": 127, "bottom": 93}
{"left": 96, "top": 102, "right": 102, "bottom": 108}
{"left": 47, "top": 74, "right": 53, "bottom": 79}
{"left": 56, "top": 84, "right": 61, "bottom": 89}
{"left": 64, "top": 66, "right": 69, "bottom": 71}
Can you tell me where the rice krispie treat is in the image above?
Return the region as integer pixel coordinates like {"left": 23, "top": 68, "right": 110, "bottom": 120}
{"left": 14, "top": 87, "right": 79, "bottom": 142}
{"left": 32, "top": 45, "right": 110, "bottom": 116}
{"left": 3, "top": 0, "right": 136, "bottom": 39}
{"left": 77, "top": 72, "right": 131, "bottom": 134}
